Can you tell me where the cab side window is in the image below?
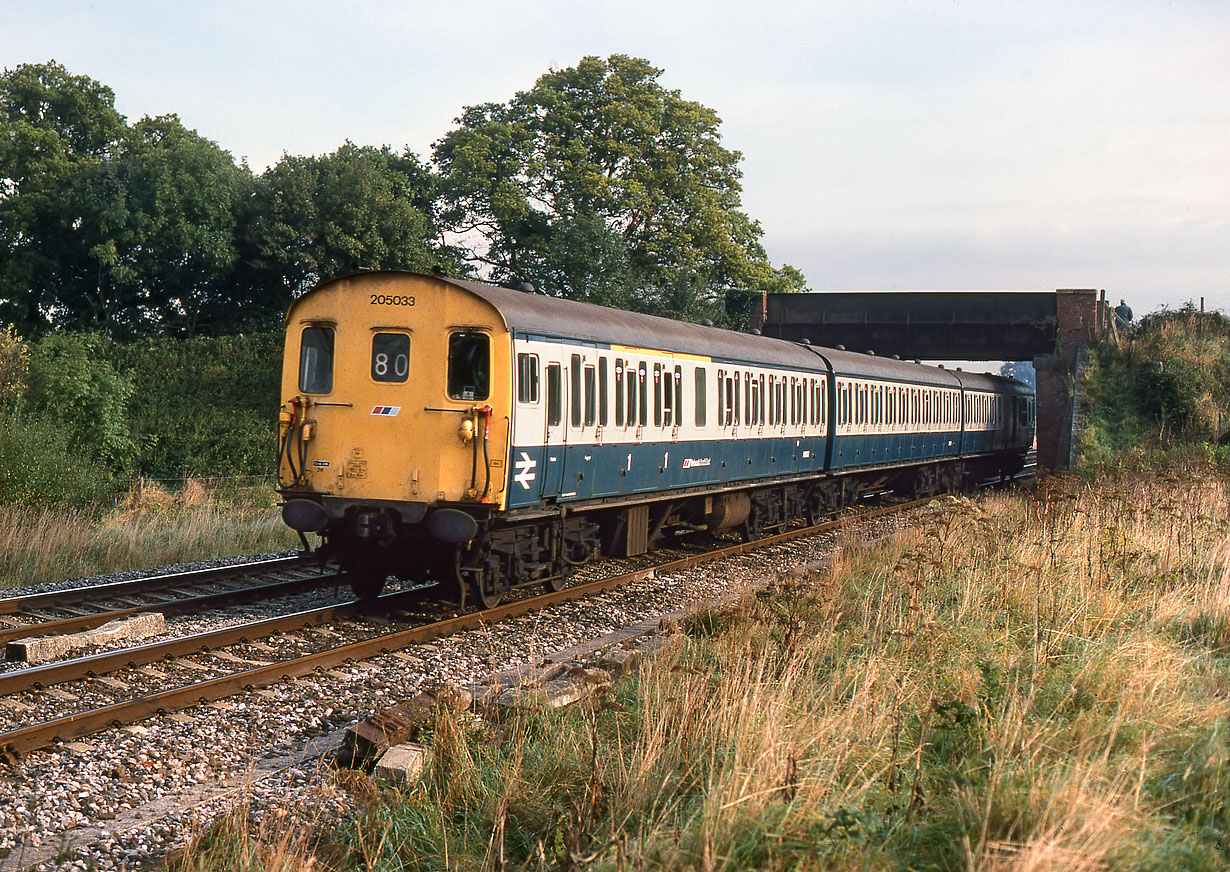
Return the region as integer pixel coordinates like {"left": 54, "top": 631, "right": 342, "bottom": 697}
{"left": 448, "top": 332, "right": 489, "bottom": 400}
{"left": 299, "top": 326, "right": 335, "bottom": 394}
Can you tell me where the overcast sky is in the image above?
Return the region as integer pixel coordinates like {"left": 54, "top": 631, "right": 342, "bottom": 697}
{"left": 4, "top": 0, "right": 1227, "bottom": 316}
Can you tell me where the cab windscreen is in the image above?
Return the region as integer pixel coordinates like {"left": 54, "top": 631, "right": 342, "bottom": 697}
{"left": 448, "top": 332, "right": 489, "bottom": 400}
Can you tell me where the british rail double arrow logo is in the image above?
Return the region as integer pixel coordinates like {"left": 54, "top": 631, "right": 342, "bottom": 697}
{"left": 514, "top": 452, "right": 537, "bottom": 489}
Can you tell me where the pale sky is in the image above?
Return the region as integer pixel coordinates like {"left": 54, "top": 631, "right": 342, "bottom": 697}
{"left": 4, "top": 0, "right": 1228, "bottom": 316}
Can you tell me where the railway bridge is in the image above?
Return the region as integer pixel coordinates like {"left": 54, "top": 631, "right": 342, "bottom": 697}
{"left": 748, "top": 289, "right": 1108, "bottom": 469}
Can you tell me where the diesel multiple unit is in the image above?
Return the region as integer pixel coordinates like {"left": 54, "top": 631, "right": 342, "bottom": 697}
{"left": 278, "top": 271, "right": 1035, "bottom": 606}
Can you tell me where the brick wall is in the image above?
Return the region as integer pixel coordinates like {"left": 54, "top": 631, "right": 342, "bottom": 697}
{"left": 1036, "top": 289, "right": 1099, "bottom": 468}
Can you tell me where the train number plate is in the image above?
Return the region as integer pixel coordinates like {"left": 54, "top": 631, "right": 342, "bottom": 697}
{"left": 369, "top": 294, "right": 415, "bottom": 306}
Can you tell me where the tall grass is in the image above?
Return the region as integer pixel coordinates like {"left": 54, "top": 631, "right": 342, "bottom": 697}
{"left": 171, "top": 462, "right": 1230, "bottom": 870}
{"left": 0, "top": 478, "right": 298, "bottom": 589}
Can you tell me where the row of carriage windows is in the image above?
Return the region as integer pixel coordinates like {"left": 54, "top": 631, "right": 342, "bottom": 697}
{"left": 299, "top": 327, "right": 1015, "bottom": 432}
{"left": 516, "top": 352, "right": 1008, "bottom": 432}
{"left": 834, "top": 383, "right": 1004, "bottom": 429}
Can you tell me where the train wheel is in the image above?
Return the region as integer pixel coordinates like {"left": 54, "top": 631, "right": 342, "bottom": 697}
{"left": 470, "top": 573, "right": 504, "bottom": 610}
{"left": 347, "top": 568, "right": 387, "bottom": 600}
{"left": 805, "top": 491, "right": 827, "bottom": 526}
{"left": 913, "top": 465, "right": 940, "bottom": 498}
{"left": 544, "top": 572, "right": 568, "bottom": 594}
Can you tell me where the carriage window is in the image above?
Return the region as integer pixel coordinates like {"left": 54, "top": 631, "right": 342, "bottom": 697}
{"left": 663, "top": 364, "right": 674, "bottom": 426}
{"left": 584, "top": 365, "right": 597, "bottom": 427}
{"left": 695, "top": 367, "right": 707, "bottom": 427}
{"left": 627, "top": 362, "right": 638, "bottom": 427}
{"left": 371, "top": 333, "right": 409, "bottom": 383}
{"left": 571, "top": 355, "right": 583, "bottom": 428}
{"left": 654, "top": 364, "right": 663, "bottom": 427}
{"left": 447, "top": 332, "right": 489, "bottom": 400}
{"left": 516, "top": 352, "right": 539, "bottom": 403}
{"left": 638, "top": 363, "right": 648, "bottom": 426}
{"left": 615, "top": 360, "right": 625, "bottom": 426}
{"left": 299, "top": 326, "right": 335, "bottom": 394}
{"left": 599, "top": 358, "right": 609, "bottom": 426}
{"left": 674, "top": 367, "right": 683, "bottom": 427}
{"left": 546, "top": 363, "right": 562, "bottom": 426}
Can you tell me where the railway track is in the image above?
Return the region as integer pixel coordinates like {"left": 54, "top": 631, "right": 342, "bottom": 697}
{"left": 0, "top": 554, "right": 341, "bottom": 653}
{"left": 0, "top": 494, "right": 959, "bottom": 763}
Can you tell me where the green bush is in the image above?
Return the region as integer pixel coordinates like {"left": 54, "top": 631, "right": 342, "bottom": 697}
{"left": 1135, "top": 356, "right": 1204, "bottom": 431}
{"left": 108, "top": 332, "right": 281, "bottom": 477}
{"left": 25, "top": 333, "right": 137, "bottom": 473}
{"left": 0, "top": 325, "right": 29, "bottom": 402}
{"left": 0, "top": 410, "right": 109, "bottom": 506}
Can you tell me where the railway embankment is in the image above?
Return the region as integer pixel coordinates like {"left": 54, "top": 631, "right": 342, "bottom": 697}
{"left": 158, "top": 461, "right": 1230, "bottom": 871}
{"left": 1078, "top": 306, "right": 1230, "bottom": 463}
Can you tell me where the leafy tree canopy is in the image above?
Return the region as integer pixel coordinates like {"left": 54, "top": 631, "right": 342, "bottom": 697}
{"left": 433, "top": 54, "right": 805, "bottom": 322}
{"left": 71, "top": 114, "right": 249, "bottom": 336}
{"left": 242, "top": 142, "right": 466, "bottom": 302}
{"left": 2, "top": 56, "right": 806, "bottom": 338}
{"left": 0, "top": 61, "right": 127, "bottom": 334}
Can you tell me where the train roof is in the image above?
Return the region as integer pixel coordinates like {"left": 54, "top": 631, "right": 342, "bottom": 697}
{"left": 305, "top": 271, "right": 1021, "bottom": 390}
{"left": 440, "top": 274, "right": 824, "bottom": 370}
{"left": 436, "top": 275, "right": 967, "bottom": 386}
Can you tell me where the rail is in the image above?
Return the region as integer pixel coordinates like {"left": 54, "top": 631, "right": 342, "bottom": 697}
{"left": 0, "top": 496, "right": 941, "bottom": 762}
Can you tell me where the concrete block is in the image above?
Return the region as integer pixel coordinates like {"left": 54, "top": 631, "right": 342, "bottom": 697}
{"left": 597, "top": 646, "right": 643, "bottom": 676}
{"left": 6, "top": 612, "right": 166, "bottom": 664}
{"left": 337, "top": 684, "right": 468, "bottom": 769}
{"left": 543, "top": 678, "right": 602, "bottom": 708}
{"left": 373, "top": 742, "right": 429, "bottom": 788}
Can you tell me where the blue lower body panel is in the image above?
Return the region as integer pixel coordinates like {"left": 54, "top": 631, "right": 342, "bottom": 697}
{"left": 507, "top": 435, "right": 833, "bottom": 509}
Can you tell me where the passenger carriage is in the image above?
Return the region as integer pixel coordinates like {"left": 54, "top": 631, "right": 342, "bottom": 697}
{"left": 277, "top": 271, "right": 1033, "bottom": 605}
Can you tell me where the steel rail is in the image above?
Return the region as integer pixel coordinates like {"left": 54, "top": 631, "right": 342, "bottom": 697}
{"left": 0, "top": 498, "right": 927, "bottom": 761}
{"left": 0, "top": 554, "right": 320, "bottom": 617}
{"left": 0, "top": 588, "right": 430, "bottom": 698}
{"left": 0, "top": 568, "right": 344, "bottom": 649}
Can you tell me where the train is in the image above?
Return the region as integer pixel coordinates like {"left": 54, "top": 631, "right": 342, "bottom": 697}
{"left": 276, "top": 270, "right": 1035, "bottom": 606}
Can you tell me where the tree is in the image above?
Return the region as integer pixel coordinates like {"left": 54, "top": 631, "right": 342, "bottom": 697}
{"left": 73, "top": 114, "right": 250, "bottom": 336}
{"left": 433, "top": 54, "right": 805, "bottom": 321}
{"left": 0, "top": 61, "right": 126, "bottom": 334}
{"left": 242, "top": 142, "right": 465, "bottom": 301}
{"left": 0, "top": 64, "right": 256, "bottom": 337}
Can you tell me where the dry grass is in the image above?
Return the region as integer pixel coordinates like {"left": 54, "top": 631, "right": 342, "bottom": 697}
{"left": 174, "top": 462, "right": 1230, "bottom": 870}
{"left": 0, "top": 478, "right": 298, "bottom": 589}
